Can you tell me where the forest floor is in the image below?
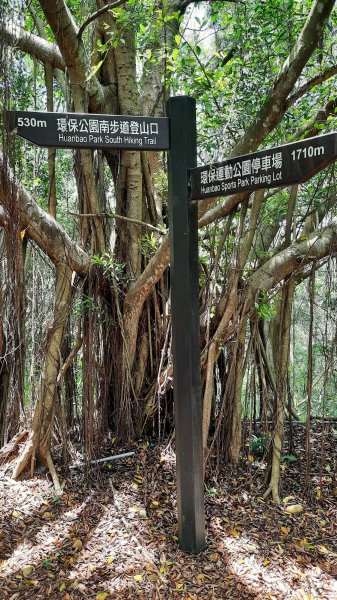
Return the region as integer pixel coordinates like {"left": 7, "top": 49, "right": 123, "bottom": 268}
{"left": 0, "top": 422, "right": 337, "bottom": 599}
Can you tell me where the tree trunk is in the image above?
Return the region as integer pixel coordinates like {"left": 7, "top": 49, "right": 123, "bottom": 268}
{"left": 264, "top": 279, "right": 295, "bottom": 503}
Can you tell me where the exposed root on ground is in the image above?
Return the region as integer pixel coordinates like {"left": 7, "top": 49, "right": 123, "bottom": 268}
{"left": 0, "top": 430, "right": 28, "bottom": 465}
{"left": 11, "top": 433, "right": 62, "bottom": 495}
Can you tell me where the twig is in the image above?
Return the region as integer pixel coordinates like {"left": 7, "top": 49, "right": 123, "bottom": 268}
{"left": 68, "top": 211, "right": 166, "bottom": 234}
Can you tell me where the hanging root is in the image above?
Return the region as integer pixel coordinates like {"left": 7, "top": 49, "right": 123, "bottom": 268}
{"left": 45, "top": 450, "right": 63, "bottom": 496}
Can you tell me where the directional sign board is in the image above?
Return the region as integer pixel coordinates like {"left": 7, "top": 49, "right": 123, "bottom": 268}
{"left": 190, "top": 132, "right": 337, "bottom": 200}
{"left": 6, "top": 110, "right": 170, "bottom": 150}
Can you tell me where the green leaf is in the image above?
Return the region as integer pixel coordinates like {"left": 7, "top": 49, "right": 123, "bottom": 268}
{"left": 86, "top": 60, "right": 103, "bottom": 81}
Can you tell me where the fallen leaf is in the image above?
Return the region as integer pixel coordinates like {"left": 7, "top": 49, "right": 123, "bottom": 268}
{"left": 72, "top": 539, "right": 83, "bottom": 550}
{"left": 285, "top": 504, "right": 303, "bottom": 514}
{"left": 229, "top": 528, "right": 240, "bottom": 538}
{"left": 96, "top": 593, "right": 109, "bottom": 600}
{"left": 42, "top": 511, "right": 52, "bottom": 519}
{"left": 107, "top": 556, "right": 114, "bottom": 564}
{"left": 281, "top": 526, "right": 289, "bottom": 535}
{"left": 175, "top": 582, "right": 185, "bottom": 590}
{"left": 134, "top": 574, "right": 143, "bottom": 582}
{"left": 22, "top": 565, "right": 34, "bottom": 577}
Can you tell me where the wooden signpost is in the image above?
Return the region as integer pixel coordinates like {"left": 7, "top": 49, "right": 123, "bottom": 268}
{"left": 7, "top": 98, "right": 337, "bottom": 555}
{"left": 7, "top": 101, "right": 205, "bottom": 555}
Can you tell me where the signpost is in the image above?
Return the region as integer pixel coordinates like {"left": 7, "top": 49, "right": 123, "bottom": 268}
{"left": 6, "top": 101, "right": 205, "bottom": 555}
{"left": 7, "top": 100, "right": 337, "bottom": 556}
{"left": 190, "top": 132, "right": 337, "bottom": 200}
{"left": 6, "top": 110, "right": 169, "bottom": 150}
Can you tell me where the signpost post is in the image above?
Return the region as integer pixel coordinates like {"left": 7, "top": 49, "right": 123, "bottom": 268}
{"left": 167, "top": 96, "right": 206, "bottom": 554}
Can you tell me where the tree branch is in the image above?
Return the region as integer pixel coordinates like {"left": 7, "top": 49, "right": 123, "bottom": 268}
{"left": 0, "top": 22, "right": 65, "bottom": 70}
{"left": 0, "top": 153, "right": 89, "bottom": 275}
{"left": 39, "top": 0, "right": 105, "bottom": 111}
{"left": 77, "top": 0, "right": 128, "bottom": 39}
{"left": 28, "top": 5, "right": 67, "bottom": 96}
{"left": 232, "top": 0, "right": 336, "bottom": 156}
{"left": 249, "top": 218, "right": 337, "bottom": 293}
{"left": 286, "top": 65, "right": 337, "bottom": 108}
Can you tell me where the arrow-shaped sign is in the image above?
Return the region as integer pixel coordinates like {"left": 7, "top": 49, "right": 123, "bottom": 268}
{"left": 6, "top": 110, "right": 170, "bottom": 151}
{"left": 189, "top": 133, "right": 337, "bottom": 200}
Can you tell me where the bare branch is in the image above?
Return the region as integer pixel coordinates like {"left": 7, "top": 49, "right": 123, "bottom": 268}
{"left": 68, "top": 211, "right": 166, "bottom": 234}
{"left": 77, "top": 0, "right": 128, "bottom": 39}
{"left": 1, "top": 22, "right": 65, "bottom": 70}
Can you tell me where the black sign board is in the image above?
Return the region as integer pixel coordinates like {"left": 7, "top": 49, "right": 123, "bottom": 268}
{"left": 190, "top": 132, "right": 337, "bottom": 200}
{"left": 6, "top": 110, "right": 170, "bottom": 150}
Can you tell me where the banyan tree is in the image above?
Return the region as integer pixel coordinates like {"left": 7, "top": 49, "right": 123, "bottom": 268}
{"left": 0, "top": 0, "right": 336, "bottom": 501}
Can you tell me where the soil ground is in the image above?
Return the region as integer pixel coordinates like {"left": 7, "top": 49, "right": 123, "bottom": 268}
{"left": 0, "top": 422, "right": 336, "bottom": 599}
